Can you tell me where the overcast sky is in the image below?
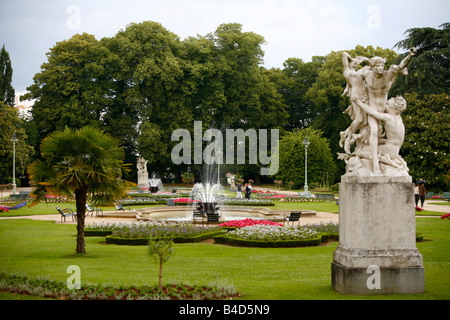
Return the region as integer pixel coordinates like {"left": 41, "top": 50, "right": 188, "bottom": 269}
{"left": 1, "top": 0, "right": 449, "bottom": 93}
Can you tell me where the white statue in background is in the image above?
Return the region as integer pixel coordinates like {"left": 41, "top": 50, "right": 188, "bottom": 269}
{"left": 338, "top": 48, "right": 416, "bottom": 176}
{"left": 137, "top": 156, "right": 149, "bottom": 188}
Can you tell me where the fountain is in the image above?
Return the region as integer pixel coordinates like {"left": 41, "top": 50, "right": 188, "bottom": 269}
{"left": 190, "top": 182, "right": 221, "bottom": 222}
{"left": 148, "top": 173, "right": 163, "bottom": 193}
{"left": 134, "top": 175, "right": 314, "bottom": 223}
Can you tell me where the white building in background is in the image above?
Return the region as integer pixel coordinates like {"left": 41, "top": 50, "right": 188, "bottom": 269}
{"left": 14, "top": 92, "right": 34, "bottom": 116}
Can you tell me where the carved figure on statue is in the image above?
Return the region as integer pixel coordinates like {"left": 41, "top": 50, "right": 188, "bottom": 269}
{"left": 338, "top": 48, "right": 416, "bottom": 176}
{"left": 340, "top": 53, "right": 370, "bottom": 154}
{"left": 351, "top": 96, "right": 409, "bottom": 175}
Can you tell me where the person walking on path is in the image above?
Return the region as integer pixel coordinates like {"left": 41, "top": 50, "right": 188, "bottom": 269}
{"left": 414, "top": 183, "right": 420, "bottom": 207}
{"left": 419, "top": 182, "right": 428, "bottom": 208}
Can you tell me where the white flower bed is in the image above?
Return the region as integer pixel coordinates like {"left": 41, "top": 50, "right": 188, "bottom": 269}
{"left": 228, "top": 224, "right": 318, "bottom": 241}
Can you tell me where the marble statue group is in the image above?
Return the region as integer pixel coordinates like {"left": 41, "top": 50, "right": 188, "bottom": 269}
{"left": 338, "top": 48, "right": 417, "bottom": 176}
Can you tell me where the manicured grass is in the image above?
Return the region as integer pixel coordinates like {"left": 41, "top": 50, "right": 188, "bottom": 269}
{"left": 0, "top": 217, "right": 449, "bottom": 300}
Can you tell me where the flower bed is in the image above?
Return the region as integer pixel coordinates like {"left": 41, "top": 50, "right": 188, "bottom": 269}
{"left": 219, "top": 218, "right": 282, "bottom": 229}
{"left": 165, "top": 198, "right": 275, "bottom": 206}
{"left": 0, "top": 272, "right": 239, "bottom": 300}
{"left": 86, "top": 222, "right": 225, "bottom": 245}
{"left": 260, "top": 194, "right": 286, "bottom": 199}
{"left": 279, "top": 196, "right": 324, "bottom": 203}
{"left": 214, "top": 224, "right": 322, "bottom": 248}
{"left": 441, "top": 213, "right": 450, "bottom": 219}
{"left": 0, "top": 201, "right": 27, "bottom": 212}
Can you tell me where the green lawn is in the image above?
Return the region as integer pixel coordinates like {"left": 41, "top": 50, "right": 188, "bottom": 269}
{"left": 0, "top": 217, "right": 449, "bottom": 300}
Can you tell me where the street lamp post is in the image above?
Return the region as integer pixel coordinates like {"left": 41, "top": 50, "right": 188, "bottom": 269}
{"left": 299, "top": 135, "right": 312, "bottom": 198}
{"left": 11, "top": 132, "right": 18, "bottom": 195}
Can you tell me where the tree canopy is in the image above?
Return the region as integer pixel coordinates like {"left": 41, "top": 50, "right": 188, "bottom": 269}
{"left": 0, "top": 44, "right": 15, "bottom": 106}
{"left": 275, "top": 128, "right": 337, "bottom": 189}
{"left": 19, "top": 21, "right": 449, "bottom": 189}
{"left": 401, "top": 93, "right": 450, "bottom": 190}
{"left": 391, "top": 23, "right": 450, "bottom": 98}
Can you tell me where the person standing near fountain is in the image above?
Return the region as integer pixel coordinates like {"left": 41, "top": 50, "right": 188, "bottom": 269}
{"left": 237, "top": 182, "right": 242, "bottom": 198}
{"left": 245, "top": 183, "right": 252, "bottom": 200}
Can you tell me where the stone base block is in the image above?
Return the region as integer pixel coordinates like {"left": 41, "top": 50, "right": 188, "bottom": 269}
{"left": 332, "top": 262, "right": 425, "bottom": 295}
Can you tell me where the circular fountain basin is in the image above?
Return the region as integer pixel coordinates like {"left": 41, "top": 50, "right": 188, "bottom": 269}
{"left": 135, "top": 206, "right": 316, "bottom": 223}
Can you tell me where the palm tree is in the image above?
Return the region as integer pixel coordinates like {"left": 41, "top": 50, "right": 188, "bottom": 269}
{"left": 28, "top": 126, "right": 134, "bottom": 253}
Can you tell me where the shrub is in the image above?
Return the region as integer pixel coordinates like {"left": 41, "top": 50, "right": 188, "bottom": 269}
{"left": 213, "top": 234, "right": 322, "bottom": 248}
{"left": 91, "top": 222, "right": 225, "bottom": 245}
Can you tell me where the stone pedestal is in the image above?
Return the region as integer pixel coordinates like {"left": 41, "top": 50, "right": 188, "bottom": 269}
{"left": 137, "top": 172, "right": 149, "bottom": 189}
{"left": 331, "top": 175, "right": 424, "bottom": 294}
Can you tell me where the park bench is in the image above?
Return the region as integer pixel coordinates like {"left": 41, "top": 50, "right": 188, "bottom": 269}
{"left": 206, "top": 212, "right": 220, "bottom": 224}
{"left": 115, "top": 203, "right": 131, "bottom": 211}
{"left": 283, "top": 211, "right": 301, "bottom": 226}
{"left": 86, "top": 204, "right": 103, "bottom": 217}
{"left": 56, "top": 206, "right": 76, "bottom": 222}
{"left": 193, "top": 209, "right": 205, "bottom": 225}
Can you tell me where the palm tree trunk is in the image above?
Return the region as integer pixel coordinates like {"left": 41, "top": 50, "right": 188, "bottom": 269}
{"left": 75, "top": 186, "right": 88, "bottom": 254}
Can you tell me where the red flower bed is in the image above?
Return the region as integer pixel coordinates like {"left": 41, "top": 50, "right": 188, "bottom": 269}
{"left": 173, "top": 198, "right": 198, "bottom": 203}
{"left": 441, "top": 213, "right": 450, "bottom": 219}
{"left": 261, "top": 194, "right": 286, "bottom": 199}
{"left": 219, "top": 218, "right": 283, "bottom": 228}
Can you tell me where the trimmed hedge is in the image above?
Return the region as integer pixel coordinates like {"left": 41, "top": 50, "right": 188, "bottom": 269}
{"left": 213, "top": 234, "right": 323, "bottom": 248}
{"left": 85, "top": 230, "right": 113, "bottom": 237}
{"left": 105, "top": 230, "right": 226, "bottom": 245}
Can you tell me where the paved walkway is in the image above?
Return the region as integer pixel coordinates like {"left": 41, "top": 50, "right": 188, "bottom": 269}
{"left": 1, "top": 187, "right": 448, "bottom": 227}
{"left": 0, "top": 210, "right": 339, "bottom": 226}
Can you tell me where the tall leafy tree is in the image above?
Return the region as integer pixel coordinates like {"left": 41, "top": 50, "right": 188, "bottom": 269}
{"left": 401, "top": 93, "right": 449, "bottom": 190}
{"left": 0, "top": 44, "right": 15, "bottom": 106}
{"left": 275, "top": 128, "right": 336, "bottom": 188}
{"left": 391, "top": 23, "right": 450, "bottom": 97}
{"left": 23, "top": 33, "right": 113, "bottom": 143}
{"left": 0, "top": 102, "right": 34, "bottom": 184}
{"left": 28, "top": 126, "right": 133, "bottom": 254}
{"left": 182, "top": 24, "right": 288, "bottom": 182}
{"left": 106, "top": 21, "right": 192, "bottom": 177}
{"left": 278, "top": 57, "right": 324, "bottom": 130}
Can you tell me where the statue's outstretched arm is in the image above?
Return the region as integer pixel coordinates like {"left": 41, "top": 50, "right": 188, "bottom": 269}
{"left": 399, "top": 47, "right": 417, "bottom": 70}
